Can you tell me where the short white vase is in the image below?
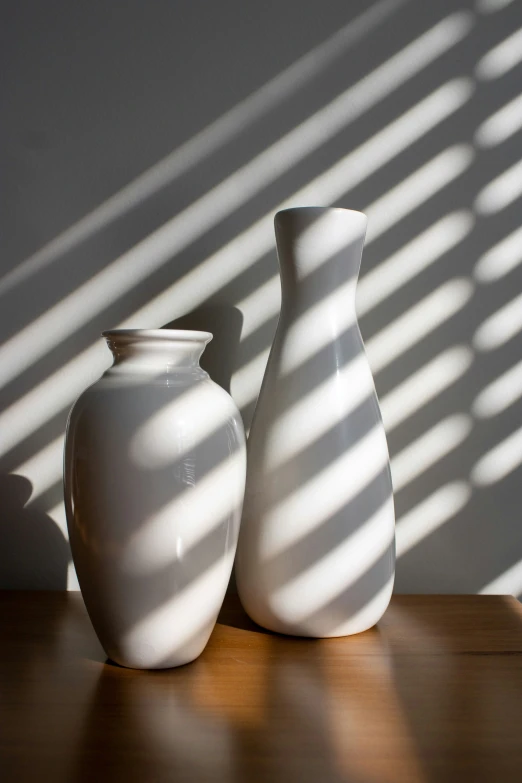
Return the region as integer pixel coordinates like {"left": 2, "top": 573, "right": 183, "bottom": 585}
{"left": 236, "top": 207, "right": 395, "bottom": 637}
{"left": 64, "top": 329, "right": 246, "bottom": 668}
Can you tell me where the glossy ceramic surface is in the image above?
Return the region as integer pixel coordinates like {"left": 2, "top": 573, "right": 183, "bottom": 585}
{"left": 64, "top": 329, "right": 246, "bottom": 668}
{"left": 236, "top": 207, "right": 395, "bottom": 637}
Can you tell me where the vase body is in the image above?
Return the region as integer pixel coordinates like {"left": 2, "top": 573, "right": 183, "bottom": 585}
{"left": 236, "top": 207, "right": 395, "bottom": 637}
{"left": 64, "top": 329, "right": 246, "bottom": 668}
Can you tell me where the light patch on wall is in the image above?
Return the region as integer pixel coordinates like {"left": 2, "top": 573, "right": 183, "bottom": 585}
{"left": 473, "top": 224, "right": 522, "bottom": 282}
{"left": 475, "top": 26, "right": 522, "bottom": 79}
{"left": 475, "top": 0, "right": 516, "bottom": 12}
{"left": 238, "top": 277, "right": 281, "bottom": 342}
{"left": 238, "top": 173, "right": 474, "bottom": 348}
{"left": 234, "top": 275, "right": 473, "bottom": 416}
{"left": 473, "top": 291, "right": 522, "bottom": 351}
{"left": 380, "top": 346, "right": 473, "bottom": 432}
{"left": 129, "top": 78, "right": 473, "bottom": 338}
{"left": 0, "top": 23, "right": 474, "bottom": 391}
{"left": 357, "top": 211, "right": 474, "bottom": 317}
{"left": 395, "top": 481, "right": 471, "bottom": 557}
{"left": 0, "top": 0, "right": 406, "bottom": 297}
{"left": 366, "top": 279, "right": 474, "bottom": 374}
{"left": 474, "top": 158, "right": 522, "bottom": 214}
{"left": 47, "top": 502, "right": 67, "bottom": 538}
{"left": 391, "top": 414, "right": 473, "bottom": 492}
{"left": 0, "top": 341, "right": 109, "bottom": 459}
{"left": 12, "top": 436, "right": 63, "bottom": 504}
{"left": 365, "top": 146, "right": 474, "bottom": 244}
{"left": 45, "top": 503, "right": 80, "bottom": 589}
{"left": 475, "top": 92, "right": 522, "bottom": 147}
{"left": 231, "top": 348, "right": 271, "bottom": 412}
{"left": 472, "top": 359, "right": 522, "bottom": 417}
{"left": 3, "top": 74, "right": 465, "bottom": 450}
{"left": 471, "top": 425, "right": 522, "bottom": 485}
{"left": 0, "top": 74, "right": 472, "bottom": 410}
{"left": 480, "top": 557, "right": 522, "bottom": 596}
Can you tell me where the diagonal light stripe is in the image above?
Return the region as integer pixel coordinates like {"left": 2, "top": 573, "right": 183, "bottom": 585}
{"left": 365, "top": 145, "right": 474, "bottom": 243}
{"left": 0, "top": 79, "right": 473, "bottom": 460}
{"left": 259, "top": 425, "right": 389, "bottom": 559}
{"left": 357, "top": 211, "right": 474, "bottom": 317}
{"left": 234, "top": 271, "right": 473, "bottom": 417}
{"left": 474, "top": 158, "right": 522, "bottom": 214}
{"left": 132, "top": 79, "right": 473, "bottom": 332}
{"left": 473, "top": 224, "right": 522, "bottom": 282}
{"left": 238, "top": 168, "right": 474, "bottom": 347}
{"left": 261, "top": 353, "right": 375, "bottom": 470}
{"left": 472, "top": 359, "right": 522, "bottom": 417}
{"left": 46, "top": 502, "right": 68, "bottom": 539}
{"left": 366, "top": 279, "right": 474, "bottom": 374}
{"left": 475, "top": 25, "right": 522, "bottom": 80}
{"left": 120, "top": 450, "right": 246, "bottom": 576}
{"left": 0, "top": 341, "right": 109, "bottom": 459}
{"left": 233, "top": 349, "right": 272, "bottom": 413}
{"left": 475, "top": 92, "right": 522, "bottom": 148}
{"left": 12, "top": 436, "right": 64, "bottom": 504}
{"left": 129, "top": 384, "right": 241, "bottom": 469}
{"left": 471, "top": 425, "right": 522, "bottom": 485}
{"left": 476, "top": 0, "right": 516, "bottom": 12}
{"left": 391, "top": 414, "right": 473, "bottom": 492}
{"left": 277, "top": 279, "right": 358, "bottom": 373}
{"left": 0, "top": 0, "right": 406, "bottom": 296}
{"left": 380, "top": 346, "right": 473, "bottom": 431}
{"left": 122, "top": 554, "right": 235, "bottom": 666}
{"left": 270, "top": 496, "right": 395, "bottom": 622}
{"left": 480, "top": 558, "right": 522, "bottom": 596}
{"left": 395, "top": 481, "right": 471, "bottom": 557}
{"left": 0, "top": 66, "right": 474, "bottom": 390}
{"left": 473, "top": 291, "right": 522, "bottom": 350}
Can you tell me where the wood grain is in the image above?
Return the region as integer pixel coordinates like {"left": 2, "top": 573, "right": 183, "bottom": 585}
{"left": 1, "top": 592, "right": 522, "bottom": 782}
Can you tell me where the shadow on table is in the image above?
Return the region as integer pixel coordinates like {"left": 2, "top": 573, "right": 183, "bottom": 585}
{"left": 383, "top": 597, "right": 522, "bottom": 783}
{"left": 70, "top": 599, "right": 424, "bottom": 783}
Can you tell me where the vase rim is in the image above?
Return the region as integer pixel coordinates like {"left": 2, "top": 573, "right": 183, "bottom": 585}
{"left": 275, "top": 206, "right": 367, "bottom": 219}
{"left": 102, "top": 329, "right": 213, "bottom": 343}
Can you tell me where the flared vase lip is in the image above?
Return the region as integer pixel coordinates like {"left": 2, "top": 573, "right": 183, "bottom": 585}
{"left": 102, "top": 328, "right": 213, "bottom": 344}
{"left": 275, "top": 206, "right": 367, "bottom": 220}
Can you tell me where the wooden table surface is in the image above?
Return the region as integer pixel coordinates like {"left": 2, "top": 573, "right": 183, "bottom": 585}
{"left": 2, "top": 592, "right": 522, "bottom": 782}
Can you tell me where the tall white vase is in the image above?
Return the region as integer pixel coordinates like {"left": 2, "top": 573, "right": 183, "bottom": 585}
{"left": 236, "top": 207, "right": 395, "bottom": 637}
{"left": 64, "top": 329, "right": 246, "bottom": 668}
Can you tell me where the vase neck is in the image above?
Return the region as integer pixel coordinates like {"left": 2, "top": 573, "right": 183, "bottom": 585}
{"left": 103, "top": 330, "right": 212, "bottom": 378}
{"left": 274, "top": 208, "right": 367, "bottom": 301}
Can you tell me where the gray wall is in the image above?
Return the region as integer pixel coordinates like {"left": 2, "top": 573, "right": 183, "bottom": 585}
{"left": 1, "top": 0, "right": 522, "bottom": 595}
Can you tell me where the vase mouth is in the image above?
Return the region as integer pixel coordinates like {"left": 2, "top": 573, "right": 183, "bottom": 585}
{"left": 275, "top": 206, "right": 367, "bottom": 220}
{"left": 102, "top": 329, "right": 213, "bottom": 345}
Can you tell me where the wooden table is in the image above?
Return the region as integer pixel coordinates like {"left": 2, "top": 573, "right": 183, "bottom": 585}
{"left": 1, "top": 592, "right": 522, "bottom": 782}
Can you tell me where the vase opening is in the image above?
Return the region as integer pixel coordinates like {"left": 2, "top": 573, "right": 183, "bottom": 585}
{"left": 274, "top": 206, "right": 368, "bottom": 284}
{"left": 103, "top": 329, "right": 213, "bottom": 370}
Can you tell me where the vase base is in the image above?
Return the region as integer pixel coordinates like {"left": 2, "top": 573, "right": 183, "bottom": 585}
{"left": 239, "top": 582, "right": 394, "bottom": 639}
{"left": 106, "top": 647, "right": 205, "bottom": 670}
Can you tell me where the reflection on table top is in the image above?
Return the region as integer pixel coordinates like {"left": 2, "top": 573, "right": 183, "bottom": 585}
{"left": 1, "top": 591, "right": 522, "bottom": 783}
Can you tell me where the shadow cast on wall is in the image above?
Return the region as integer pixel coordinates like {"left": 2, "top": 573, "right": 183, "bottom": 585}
{"left": 1, "top": 0, "right": 522, "bottom": 595}
{"left": 165, "top": 305, "right": 243, "bottom": 394}
{"left": 0, "top": 475, "right": 69, "bottom": 589}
